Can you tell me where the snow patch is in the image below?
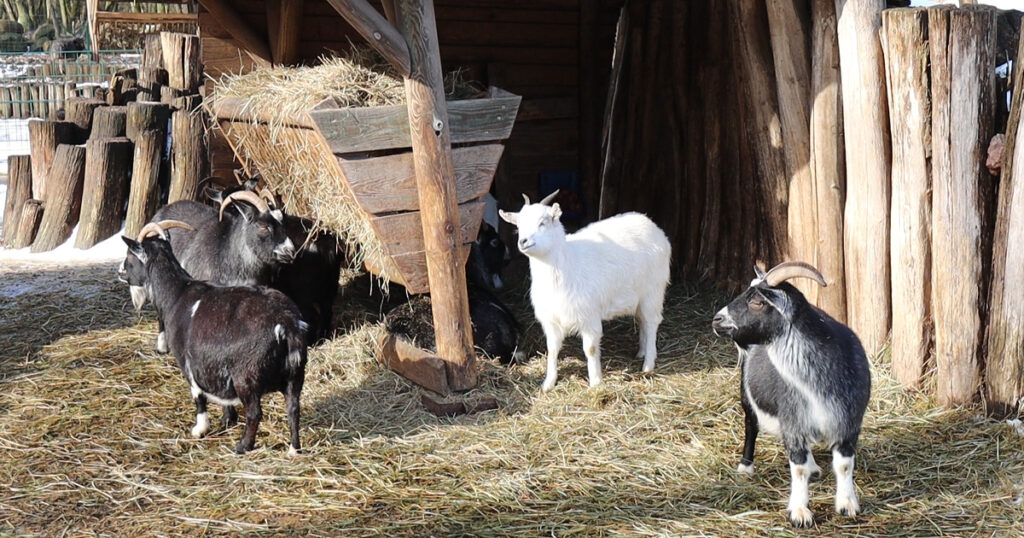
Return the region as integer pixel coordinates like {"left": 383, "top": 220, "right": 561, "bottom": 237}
{"left": 1006, "top": 418, "right": 1024, "bottom": 437}
{"left": 0, "top": 223, "right": 128, "bottom": 263}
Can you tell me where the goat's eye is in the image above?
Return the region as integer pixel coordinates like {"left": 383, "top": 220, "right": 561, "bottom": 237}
{"left": 749, "top": 298, "right": 766, "bottom": 311}
{"left": 257, "top": 223, "right": 271, "bottom": 235}
{"left": 490, "top": 239, "right": 500, "bottom": 248}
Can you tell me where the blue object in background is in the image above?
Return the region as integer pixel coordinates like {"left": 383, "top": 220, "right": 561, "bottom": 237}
{"left": 538, "top": 170, "right": 585, "bottom": 220}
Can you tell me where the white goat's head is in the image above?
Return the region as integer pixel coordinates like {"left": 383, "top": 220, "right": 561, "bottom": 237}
{"left": 499, "top": 190, "right": 563, "bottom": 258}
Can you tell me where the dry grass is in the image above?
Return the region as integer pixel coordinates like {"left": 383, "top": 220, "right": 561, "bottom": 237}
{"left": 1, "top": 260, "right": 1023, "bottom": 536}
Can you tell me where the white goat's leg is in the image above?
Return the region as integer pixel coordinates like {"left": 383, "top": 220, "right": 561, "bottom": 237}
{"left": 581, "top": 326, "right": 603, "bottom": 388}
{"left": 638, "top": 299, "right": 661, "bottom": 372}
{"left": 787, "top": 446, "right": 814, "bottom": 528}
{"left": 541, "top": 323, "right": 564, "bottom": 393}
{"left": 833, "top": 446, "right": 860, "bottom": 516}
{"left": 635, "top": 310, "right": 647, "bottom": 360}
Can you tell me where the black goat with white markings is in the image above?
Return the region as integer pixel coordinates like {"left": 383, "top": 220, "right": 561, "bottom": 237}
{"left": 121, "top": 221, "right": 308, "bottom": 455}
{"left": 711, "top": 261, "right": 871, "bottom": 528}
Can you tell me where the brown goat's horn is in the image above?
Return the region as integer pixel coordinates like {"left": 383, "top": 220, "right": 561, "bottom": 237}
{"left": 539, "top": 189, "right": 560, "bottom": 206}
{"left": 762, "top": 261, "right": 827, "bottom": 288}
{"left": 136, "top": 220, "right": 194, "bottom": 242}
{"left": 219, "top": 190, "right": 270, "bottom": 221}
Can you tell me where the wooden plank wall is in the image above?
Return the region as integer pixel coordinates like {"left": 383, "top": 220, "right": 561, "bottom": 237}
{"left": 198, "top": 0, "right": 621, "bottom": 229}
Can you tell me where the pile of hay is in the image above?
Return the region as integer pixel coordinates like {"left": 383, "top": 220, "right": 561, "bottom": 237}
{"left": 206, "top": 46, "right": 483, "bottom": 281}
{"left": 2, "top": 260, "right": 1024, "bottom": 535}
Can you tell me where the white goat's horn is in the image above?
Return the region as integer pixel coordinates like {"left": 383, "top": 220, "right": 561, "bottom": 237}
{"left": 763, "top": 261, "right": 827, "bottom": 288}
{"left": 219, "top": 190, "right": 271, "bottom": 221}
{"left": 522, "top": 193, "right": 531, "bottom": 205}
{"left": 136, "top": 220, "right": 194, "bottom": 242}
{"left": 539, "top": 189, "right": 560, "bottom": 206}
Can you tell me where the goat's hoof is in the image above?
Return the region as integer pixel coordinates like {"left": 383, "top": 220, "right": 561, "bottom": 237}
{"left": 835, "top": 495, "right": 860, "bottom": 516}
{"left": 190, "top": 427, "right": 207, "bottom": 439}
{"left": 788, "top": 506, "right": 814, "bottom": 528}
{"left": 736, "top": 462, "right": 754, "bottom": 476}
{"left": 234, "top": 442, "right": 253, "bottom": 455}
{"left": 588, "top": 379, "right": 603, "bottom": 389}
{"left": 287, "top": 446, "right": 300, "bottom": 457}
{"left": 541, "top": 378, "right": 557, "bottom": 393}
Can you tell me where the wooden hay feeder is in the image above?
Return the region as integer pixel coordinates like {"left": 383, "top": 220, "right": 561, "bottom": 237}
{"left": 209, "top": 87, "right": 521, "bottom": 294}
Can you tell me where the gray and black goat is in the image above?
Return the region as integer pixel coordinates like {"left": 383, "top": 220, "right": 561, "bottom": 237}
{"left": 120, "top": 221, "right": 308, "bottom": 455}
{"left": 711, "top": 261, "right": 871, "bottom": 528}
{"left": 204, "top": 177, "right": 344, "bottom": 345}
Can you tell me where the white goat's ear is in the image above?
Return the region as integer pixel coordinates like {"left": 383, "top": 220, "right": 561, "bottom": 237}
{"left": 498, "top": 210, "right": 518, "bottom": 226}
{"left": 550, "top": 203, "right": 562, "bottom": 220}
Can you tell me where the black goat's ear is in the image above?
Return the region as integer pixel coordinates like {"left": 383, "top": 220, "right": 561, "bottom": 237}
{"left": 122, "top": 237, "right": 147, "bottom": 263}
{"left": 234, "top": 201, "right": 257, "bottom": 222}
{"left": 756, "top": 286, "right": 792, "bottom": 318}
{"left": 754, "top": 265, "right": 767, "bottom": 281}
{"left": 204, "top": 186, "right": 224, "bottom": 204}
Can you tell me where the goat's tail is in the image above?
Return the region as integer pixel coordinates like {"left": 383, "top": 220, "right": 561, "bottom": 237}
{"left": 286, "top": 320, "right": 309, "bottom": 370}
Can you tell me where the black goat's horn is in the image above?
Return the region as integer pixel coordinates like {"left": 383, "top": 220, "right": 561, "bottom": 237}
{"left": 219, "top": 190, "right": 271, "bottom": 221}
{"left": 137, "top": 220, "right": 194, "bottom": 242}
{"left": 259, "top": 187, "right": 279, "bottom": 208}
{"left": 540, "top": 189, "right": 560, "bottom": 206}
{"left": 762, "top": 261, "right": 827, "bottom": 288}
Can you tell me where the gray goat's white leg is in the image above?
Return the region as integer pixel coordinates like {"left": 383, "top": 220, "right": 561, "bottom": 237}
{"left": 787, "top": 445, "right": 814, "bottom": 528}
{"left": 833, "top": 443, "right": 860, "bottom": 516}
{"left": 541, "top": 322, "right": 564, "bottom": 393}
{"left": 581, "top": 325, "right": 603, "bottom": 388}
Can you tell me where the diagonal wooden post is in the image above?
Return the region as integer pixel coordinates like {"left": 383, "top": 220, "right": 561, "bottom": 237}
{"left": 392, "top": 0, "right": 477, "bottom": 390}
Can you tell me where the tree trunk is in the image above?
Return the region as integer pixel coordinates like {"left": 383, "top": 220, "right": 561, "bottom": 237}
{"left": 986, "top": 7, "right": 1024, "bottom": 417}
{"left": 2, "top": 154, "right": 31, "bottom": 245}
{"left": 930, "top": 5, "right": 997, "bottom": 407}
{"left": 125, "top": 130, "right": 164, "bottom": 238}
{"left": 394, "top": 0, "right": 477, "bottom": 390}
{"left": 160, "top": 86, "right": 189, "bottom": 105}
{"left": 168, "top": 108, "right": 209, "bottom": 203}
{"left": 767, "top": 0, "right": 817, "bottom": 303}
{"left": 835, "top": 0, "right": 891, "bottom": 356}
{"left": 13, "top": 199, "right": 43, "bottom": 249}
{"left": 27, "top": 119, "right": 76, "bottom": 201}
{"left": 76, "top": 137, "right": 133, "bottom": 249}
{"left": 143, "top": 33, "right": 163, "bottom": 71}
{"left": 810, "top": 0, "right": 847, "bottom": 321}
{"left": 883, "top": 8, "right": 932, "bottom": 390}
{"left": 64, "top": 97, "right": 105, "bottom": 142}
{"left": 31, "top": 144, "right": 86, "bottom": 252}
{"left": 161, "top": 32, "right": 203, "bottom": 92}
{"left": 137, "top": 67, "right": 168, "bottom": 102}
{"left": 126, "top": 101, "right": 170, "bottom": 142}
{"left": 92, "top": 105, "right": 127, "bottom": 138}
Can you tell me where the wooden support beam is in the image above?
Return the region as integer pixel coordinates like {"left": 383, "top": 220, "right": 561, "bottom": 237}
{"left": 326, "top": 0, "right": 412, "bottom": 77}
{"left": 394, "top": 0, "right": 477, "bottom": 391}
{"left": 198, "top": 0, "right": 273, "bottom": 67}
{"left": 268, "top": 0, "right": 304, "bottom": 65}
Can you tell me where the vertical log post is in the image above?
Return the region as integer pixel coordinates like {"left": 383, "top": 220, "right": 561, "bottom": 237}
{"left": 835, "top": 0, "right": 891, "bottom": 356}
{"left": 138, "top": 67, "right": 169, "bottom": 102}
{"left": 126, "top": 130, "right": 165, "bottom": 238}
{"left": 810, "top": 0, "right": 847, "bottom": 321}
{"left": 883, "top": 8, "right": 931, "bottom": 390}
{"left": 986, "top": 10, "right": 1024, "bottom": 417}
{"left": 930, "top": 5, "right": 997, "bottom": 406}
{"left": 2, "top": 155, "right": 32, "bottom": 245}
{"left": 31, "top": 144, "right": 87, "bottom": 252}
{"left": 64, "top": 97, "right": 106, "bottom": 142}
{"left": 161, "top": 32, "right": 204, "bottom": 92}
{"left": 168, "top": 109, "right": 209, "bottom": 203}
{"left": 92, "top": 106, "right": 128, "bottom": 138}
{"left": 13, "top": 200, "right": 43, "bottom": 249}
{"left": 394, "top": 0, "right": 477, "bottom": 390}
{"left": 76, "top": 137, "right": 133, "bottom": 249}
{"left": 766, "top": 0, "right": 817, "bottom": 303}
{"left": 126, "top": 101, "right": 171, "bottom": 142}
{"left": 143, "top": 34, "right": 164, "bottom": 71}
{"left": 27, "top": 119, "right": 76, "bottom": 201}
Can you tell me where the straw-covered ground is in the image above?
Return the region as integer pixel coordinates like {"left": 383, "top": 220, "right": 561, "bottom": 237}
{"left": 1, "top": 259, "right": 1023, "bottom": 536}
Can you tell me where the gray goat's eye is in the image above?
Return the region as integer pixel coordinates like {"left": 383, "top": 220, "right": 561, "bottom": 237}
{"left": 748, "top": 298, "right": 766, "bottom": 311}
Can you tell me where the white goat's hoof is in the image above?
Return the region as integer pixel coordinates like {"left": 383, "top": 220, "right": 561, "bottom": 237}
{"left": 835, "top": 494, "right": 860, "bottom": 516}
{"left": 287, "top": 446, "right": 300, "bottom": 457}
{"left": 788, "top": 506, "right": 814, "bottom": 528}
{"left": 541, "top": 377, "right": 557, "bottom": 393}
{"left": 588, "top": 377, "right": 603, "bottom": 388}
{"left": 641, "top": 363, "right": 655, "bottom": 374}
{"left": 736, "top": 463, "right": 754, "bottom": 476}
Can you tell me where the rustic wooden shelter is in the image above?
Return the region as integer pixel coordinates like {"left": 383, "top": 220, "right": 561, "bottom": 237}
{"left": 191, "top": 0, "right": 1024, "bottom": 409}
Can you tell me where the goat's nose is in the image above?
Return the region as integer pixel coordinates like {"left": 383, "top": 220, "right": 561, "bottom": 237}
{"left": 712, "top": 313, "right": 725, "bottom": 325}
{"left": 518, "top": 238, "right": 528, "bottom": 248}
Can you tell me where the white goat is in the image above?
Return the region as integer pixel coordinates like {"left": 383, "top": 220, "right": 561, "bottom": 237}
{"left": 499, "top": 191, "right": 671, "bottom": 392}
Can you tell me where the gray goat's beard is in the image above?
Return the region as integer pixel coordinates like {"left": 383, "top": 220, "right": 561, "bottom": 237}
{"left": 130, "top": 286, "right": 148, "bottom": 311}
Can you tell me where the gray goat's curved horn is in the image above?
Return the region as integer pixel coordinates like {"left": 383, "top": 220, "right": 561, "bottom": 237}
{"left": 219, "top": 190, "right": 271, "bottom": 221}
{"left": 136, "top": 220, "right": 194, "bottom": 242}
{"left": 763, "top": 261, "right": 827, "bottom": 288}
{"left": 540, "top": 189, "right": 560, "bottom": 206}
{"left": 259, "top": 187, "right": 279, "bottom": 208}
{"left": 522, "top": 193, "right": 531, "bottom": 205}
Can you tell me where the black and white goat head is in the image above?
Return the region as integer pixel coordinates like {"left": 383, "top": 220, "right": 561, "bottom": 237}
{"left": 712, "top": 261, "right": 871, "bottom": 528}
{"left": 121, "top": 221, "right": 308, "bottom": 455}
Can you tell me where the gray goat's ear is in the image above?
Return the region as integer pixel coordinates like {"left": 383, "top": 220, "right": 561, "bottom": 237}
{"left": 499, "top": 209, "right": 518, "bottom": 226}
{"left": 757, "top": 286, "right": 793, "bottom": 318}
{"left": 754, "top": 265, "right": 767, "bottom": 280}
{"left": 234, "top": 201, "right": 257, "bottom": 222}
{"left": 121, "top": 237, "right": 147, "bottom": 263}
{"left": 204, "top": 186, "right": 224, "bottom": 204}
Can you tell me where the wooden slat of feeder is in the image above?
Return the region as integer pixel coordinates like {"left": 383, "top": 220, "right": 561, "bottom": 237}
{"left": 377, "top": 332, "right": 449, "bottom": 395}
{"left": 372, "top": 200, "right": 484, "bottom": 257}
{"left": 309, "top": 95, "right": 521, "bottom": 154}
{"left": 338, "top": 144, "right": 502, "bottom": 213}
{"left": 366, "top": 245, "right": 470, "bottom": 295}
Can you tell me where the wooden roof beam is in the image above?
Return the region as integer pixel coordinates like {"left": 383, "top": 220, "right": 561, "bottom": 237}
{"left": 198, "top": 0, "right": 272, "bottom": 67}
{"left": 325, "top": 0, "right": 412, "bottom": 77}
{"left": 267, "top": 0, "right": 305, "bottom": 65}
